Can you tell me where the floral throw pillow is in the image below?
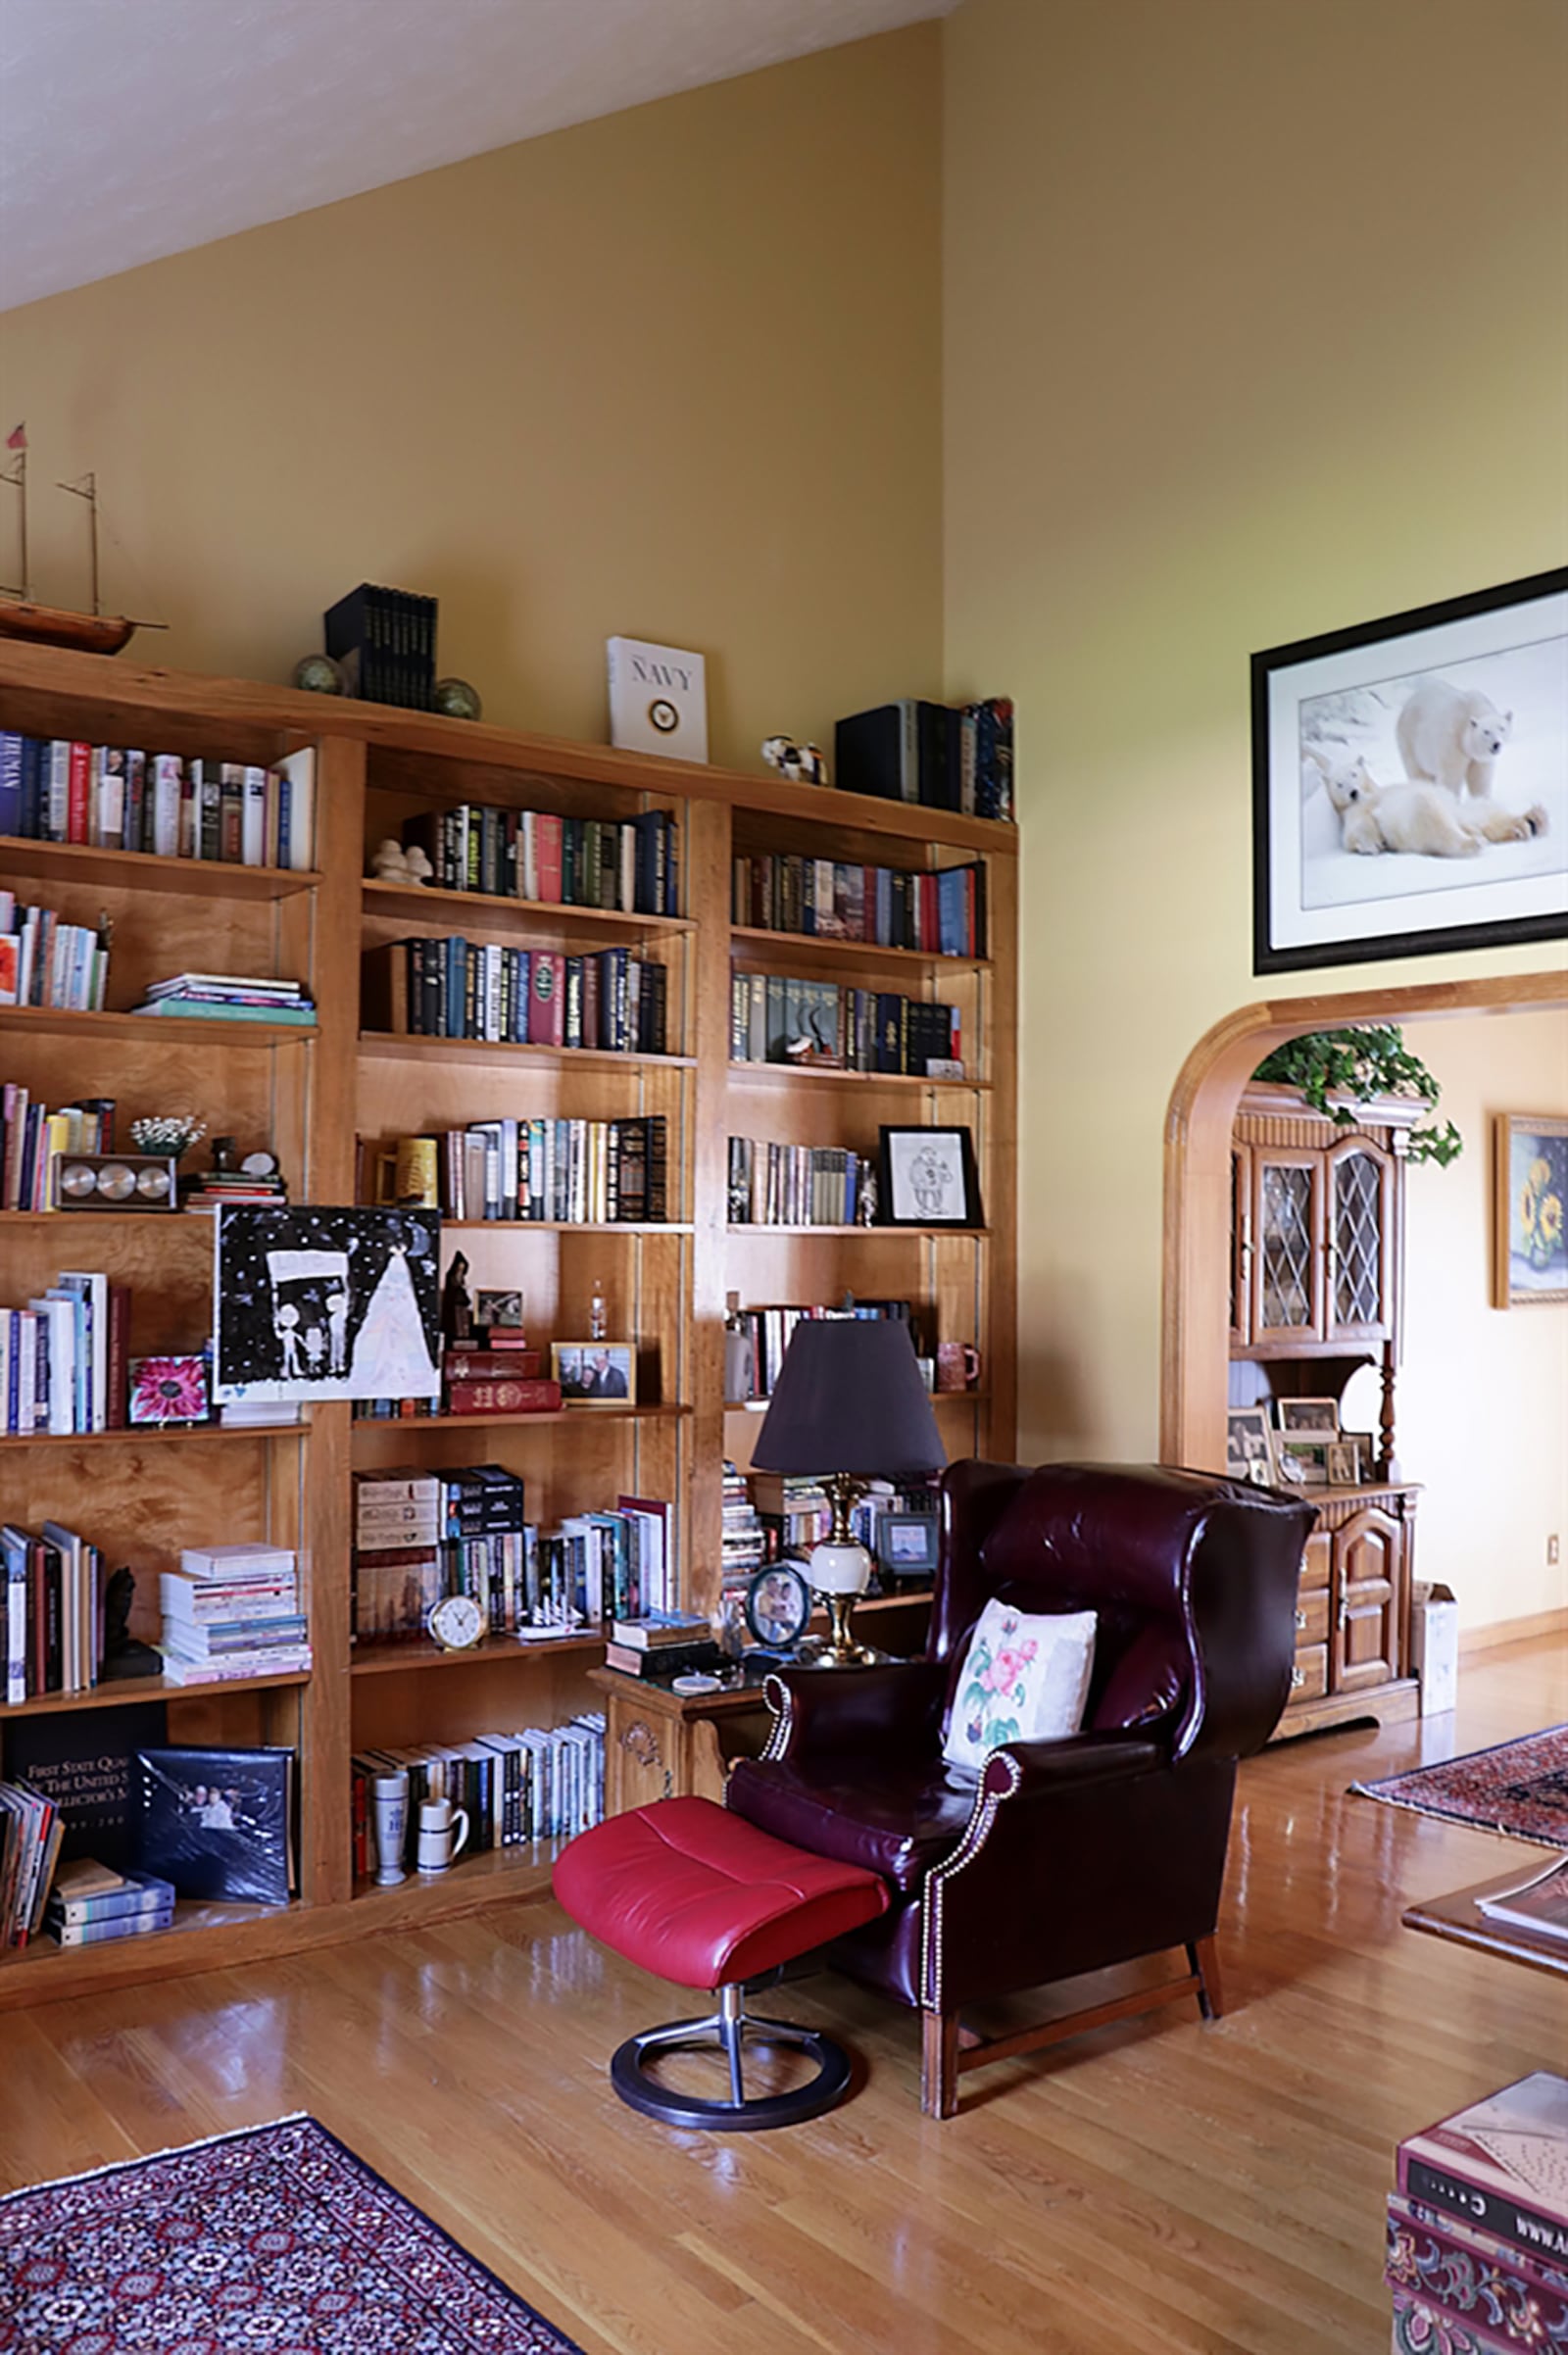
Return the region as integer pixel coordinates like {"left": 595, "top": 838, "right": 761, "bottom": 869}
{"left": 941, "top": 1599, "right": 1098, "bottom": 1771}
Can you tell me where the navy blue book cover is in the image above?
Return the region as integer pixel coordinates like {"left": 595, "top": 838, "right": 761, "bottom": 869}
{"left": 4, "top": 1701, "right": 169, "bottom": 1869}
{"left": 133, "top": 1743, "right": 295, "bottom": 1906}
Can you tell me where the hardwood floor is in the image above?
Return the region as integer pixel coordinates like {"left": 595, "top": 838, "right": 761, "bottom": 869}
{"left": 4, "top": 1639, "right": 1565, "bottom": 2353}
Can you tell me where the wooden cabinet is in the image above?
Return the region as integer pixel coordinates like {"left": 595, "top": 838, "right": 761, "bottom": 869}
{"left": 589, "top": 1670, "right": 772, "bottom": 1813}
{"left": 1280, "top": 1484, "right": 1419, "bottom": 1737}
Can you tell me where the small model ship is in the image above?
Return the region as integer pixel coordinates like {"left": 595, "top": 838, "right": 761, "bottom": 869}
{"left": 0, "top": 425, "right": 159, "bottom": 656}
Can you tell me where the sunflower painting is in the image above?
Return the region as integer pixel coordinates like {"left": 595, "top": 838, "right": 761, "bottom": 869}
{"left": 1494, "top": 1115, "right": 1568, "bottom": 1306}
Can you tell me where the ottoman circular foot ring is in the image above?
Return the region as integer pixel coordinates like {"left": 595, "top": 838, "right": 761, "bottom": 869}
{"left": 611, "top": 2008, "right": 853, "bottom": 2132}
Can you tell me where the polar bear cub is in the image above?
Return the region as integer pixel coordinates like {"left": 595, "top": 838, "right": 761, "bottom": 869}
{"left": 1309, "top": 747, "right": 1546, "bottom": 858}
{"left": 1396, "top": 676, "right": 1512, "bottom": 798}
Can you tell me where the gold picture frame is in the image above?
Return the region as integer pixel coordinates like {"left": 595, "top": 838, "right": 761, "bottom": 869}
{"left": 1494, "top": 1113, "right": 1568, "bottom": 1307}
{"left": 551, "top": 1342, "right": 637, "bottom": 1404}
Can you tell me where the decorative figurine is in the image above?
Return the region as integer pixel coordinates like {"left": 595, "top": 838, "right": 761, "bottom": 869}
{"left": 431, "top": 677, "right": 483, "bottom": 722}
{"left": 101, "top": 1566, "right": 164, "bottom": 1680}
{"left": 761, "top": 735, "right": 828, "bottom": 787}
{"left": 292, "top": 653, "right": 348, "bottom": 696}
{"left": 367, "top": 839, "right": 432, "bottom": 886}
{"left": 441, "top": 1251, "right": 474, "bottom": 1349}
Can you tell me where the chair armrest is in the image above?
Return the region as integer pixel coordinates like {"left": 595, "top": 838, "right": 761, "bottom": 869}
{"left": 982, "top": 1730, "right": 1165, "bottom": 1801}
{"left": 762, "top": 1659, "right": 950, "bottom": 1769}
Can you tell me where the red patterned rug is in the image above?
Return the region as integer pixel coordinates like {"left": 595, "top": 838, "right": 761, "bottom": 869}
{"left": 1352, "top": 1723, "right": 1568, "bottom": 1847}
{"left": 0, "top": 2114, "right": 584, "bottom": 2354}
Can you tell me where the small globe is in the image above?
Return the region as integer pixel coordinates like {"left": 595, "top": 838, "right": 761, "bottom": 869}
{"left": 431, "top": 676, "right": 482, "bottom": 721}
{"left": 292, "top": 653, "right": 347, "bottom": 695}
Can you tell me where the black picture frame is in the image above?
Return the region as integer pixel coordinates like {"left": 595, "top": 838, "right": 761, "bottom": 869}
{"left": 1251, "top": 567, "right": 1567, "bottom": 974}
{"left": 874, "top": 1510, "right": 940, "bottom": 1582}
{"left": 876, "top": 1125, "right": 983, "bottom": 1228}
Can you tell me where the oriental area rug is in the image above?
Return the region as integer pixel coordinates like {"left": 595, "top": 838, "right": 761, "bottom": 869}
{"left": 1352, "top": 1723, "right": 1568, "bottom": 1847}
{"left": 0, "top": 2114, "right": 585, "bottom": 2354}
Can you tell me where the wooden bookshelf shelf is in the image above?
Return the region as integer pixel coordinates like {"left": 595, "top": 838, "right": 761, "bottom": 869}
{"left": 730, "top": 926, "right": 991, "bottom": 974}
{"left": 0, "top": 1006, "right": 317, "bottom": 1048}
{"left": 0, "top": 1669, "right": 312, "bottom": 1722}
{"left": 0, "top": 834, "right": 321, "bottom": 901}
{"left": 359, "top": 1030, "right": 694, "bottom": 1072}
{"left": 350, "top": 1633, "right": 603, "bottom": 1677}
{"left": 0, "top": 638, "right": 1016, "bottom": 2004}
{"left": 0, "top": 1207, "right": 218, "bottom": 1226}
{"left": 363, "top": 878, "right": 695, "bottom": 938}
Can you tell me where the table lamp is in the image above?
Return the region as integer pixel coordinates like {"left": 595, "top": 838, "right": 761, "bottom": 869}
{"left": 750, "top": 1317, "right": 947, "bottom": 1666}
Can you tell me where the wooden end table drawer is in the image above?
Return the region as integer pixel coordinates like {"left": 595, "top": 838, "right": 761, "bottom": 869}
{"left": 1294, "top": 1589, "right": 1331, "bottom": 1645}
{"left": 1288, "top": 1644, "right": 1328, "bottom": 1703}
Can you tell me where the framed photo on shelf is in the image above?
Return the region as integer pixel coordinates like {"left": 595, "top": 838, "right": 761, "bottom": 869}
{"left": 128, "top": 1354, "right": 211, "bottom": 1427}
{"left": 475, "top": 1288, "right": 525, "bottom": 1332}
{"left": 1251, "top": 567, "right": 1568, "bottom": 974}
{"left": 1494, "top": 1112, "right": 1568, "bottom": 1306}
{"left": 1270, "top": 1433, "right": 1332, "bottom": 1488}
{"left": 1225, "top": 1406, "right": 1274, "bottom": 1487}
{"left": 552, "top": 1342, "right": 637, "bottom": 1403}
{"left": 1277, "top": 1398, "right": 1340, "bottom": 1438}
{"left": 874, "top": 1510, "right": 940, "bottom": 1583}
{"left": 876, "top": 1126, "right": 982, "bottom": 1228}
{"left": 1325, "top": 1439, "right": 1362, "bottom": 1488}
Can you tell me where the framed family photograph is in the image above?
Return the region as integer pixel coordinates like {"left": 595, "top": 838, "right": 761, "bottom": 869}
{"left": 1277, "top": 1398, "right": 1339, "bottom": 1438}
{"left": 1225, "top": 1406, "right": 1274, "bottom": 1487}
{"left": 1252, "top": 567, "right": 1567, "bottom": 973}
{"left": 551, "top": 1342, "right": 637, "bottom": 1403}
{"left": 876, "top": 1125, "right": 983, "bottom": 1228}
{"left": 1494, "top": 1112, "right": 1568, "bottom": 1307}
{"left": 1325, "top": 1439, "right": 1362, "bottom": 1488}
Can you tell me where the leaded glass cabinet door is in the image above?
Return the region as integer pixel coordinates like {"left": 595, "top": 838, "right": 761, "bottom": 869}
{"left": 1250, "top": 1150, "right": 1324, "bottom": 1345}
{"left": 1229, "top": 1145, "right": 1251, "bottom": 1351}
{"left": 1325, "top": 1135, "right": 1396, "bottom": 1345}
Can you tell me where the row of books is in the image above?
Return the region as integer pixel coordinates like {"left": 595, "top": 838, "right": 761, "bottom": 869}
{"left": 835, "top": 697, "right": 1014, "bottom": 819}
{"left": 326, "top": 581, "right": 436, "bottom": 709}
{"left": 363, "top": 939, "right": 668, "bottom": 1054}
{"left": 0, "top": 894, "right": 110, "bottom": 1011}
{"left": 421, "top": 1116, "right": 670, "bottom": 1224}
{"left": 1388, "top": 2072, "right": 1568, "bottom": 2349}
{"left": 721, "top": 1459, "right": 768, "bottom": 1585}
{"left": 730, "top": 975, "right": 960, "bottom": 1075}
{"left": 727, "top": 1137, "right": 872, "bottom": 1228}
{"left": 352, "top": 1714, "right": 607, "bottom": 1871}
{"left": 3, "top": 1518, "right": 105, "bottom": 1702}
{"left": 0, "top": 734, "right": 316, "bottom": 869}
{"left": 159, "top": 1545, "right": 311, "bottom": 1688}
{"left": 0, "top": 1267, "right": 124, "bottom": 1439}
{"left": 129, "top": 971, "right": 317, "bottom": 1027}
{"left": 747, "top": 1471, "right": 940, "bottom": 1564}
{"left": 732, "top": 854, "right": 986, "bottom": 957}
{"left": 0, "top": 1777, "right": 64, "bottom": 1946}
{"left": 0, "top": 1089, "right": 114, "bottom": 1212}
{"left": 727, "top": 1300, "right": 918, "bottom": 1404}
{"left": 399, "top": 805, "right": 680, "bottom": 916}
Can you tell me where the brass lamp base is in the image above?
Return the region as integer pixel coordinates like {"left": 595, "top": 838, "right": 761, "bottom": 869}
{"left": 808, "top": 1590, "right": 878, "bottom": 1669}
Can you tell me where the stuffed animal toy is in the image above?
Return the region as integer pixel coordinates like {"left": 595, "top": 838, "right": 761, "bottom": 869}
{"left": 761, "top": 735, "right": 828, "bottom": 787}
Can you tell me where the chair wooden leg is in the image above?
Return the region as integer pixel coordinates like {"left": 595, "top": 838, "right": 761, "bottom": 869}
{"left": 1189, "top": 1935, "right": 1224, "bottom": 2021}
{"left": 920, "top": 2008, "right": 959, "bottom": 2119}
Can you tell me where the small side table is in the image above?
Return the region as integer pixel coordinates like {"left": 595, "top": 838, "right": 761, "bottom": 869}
{"left": 588, "top": 1670, "right": 772, "bottom": 1814}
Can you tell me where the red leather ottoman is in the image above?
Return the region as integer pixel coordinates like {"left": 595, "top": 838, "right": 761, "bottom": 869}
{"left": 554, "top": 1795, "right": 888, "bottom": 2130}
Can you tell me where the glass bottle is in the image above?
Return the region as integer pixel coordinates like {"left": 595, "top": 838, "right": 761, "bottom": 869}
{"left": 589, "top": 1279, "right": 608, "bottom": 1343}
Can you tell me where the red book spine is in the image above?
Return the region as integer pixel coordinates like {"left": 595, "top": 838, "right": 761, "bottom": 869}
{"left": 67, "top": 743, "right": 91, "bottom": 845}
{"left": 444, "top": 1378, "right": 563, "bottom": 1416}
{"left": 443, "top": 1350, "right": 543, "bottom": 1380}
{"left": 105, "top": 1286, "right": 130, "bottom": 1428}
{"left": 535, "top": 813, "right": 564, "bottom": 905}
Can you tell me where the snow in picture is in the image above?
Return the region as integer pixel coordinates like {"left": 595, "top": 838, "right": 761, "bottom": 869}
{"left": 213, "top": 1205, "right": 441, "bottom": 1403}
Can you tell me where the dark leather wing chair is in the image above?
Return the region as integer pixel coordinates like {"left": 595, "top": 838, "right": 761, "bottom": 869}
{"left": 727, "top": 1459, "right": 1315, "bottom": 2117}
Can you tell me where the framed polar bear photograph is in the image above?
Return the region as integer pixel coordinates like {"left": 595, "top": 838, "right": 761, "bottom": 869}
{"left": 1252, "top": 567, "right": 1567, "bottom": 972}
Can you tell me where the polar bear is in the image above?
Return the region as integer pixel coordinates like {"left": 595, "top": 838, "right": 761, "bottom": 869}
{"left": 1308, "top": 747, "right": 1546, "bottom": 858}
{"left": 1396, "top": 676, "right": 1513, "bottom": 799}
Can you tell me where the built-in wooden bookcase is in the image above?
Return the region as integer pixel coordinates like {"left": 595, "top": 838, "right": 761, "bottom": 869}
{"left": 0, "top": 640, "right": 1016, "bottom": 2003}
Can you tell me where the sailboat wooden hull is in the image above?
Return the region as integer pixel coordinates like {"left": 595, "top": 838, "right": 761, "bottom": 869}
{"left": 0, "top": 600, "right": 137, "bottom": 656}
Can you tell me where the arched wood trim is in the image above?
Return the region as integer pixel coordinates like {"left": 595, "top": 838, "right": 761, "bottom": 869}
{"left": 1161, "top": 969, "right": 1568, "bottom": 1474}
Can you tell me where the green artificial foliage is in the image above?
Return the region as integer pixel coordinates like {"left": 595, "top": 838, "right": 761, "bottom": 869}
{"left": 1253, "top": 1025, "right": 1462, "bottom": 1167}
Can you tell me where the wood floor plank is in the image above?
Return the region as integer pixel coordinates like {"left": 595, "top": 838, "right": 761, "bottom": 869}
{"left": 3, "top": 1638, "right": 1565, "bottom": 2353}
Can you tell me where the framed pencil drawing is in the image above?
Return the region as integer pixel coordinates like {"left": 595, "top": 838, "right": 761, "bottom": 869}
{"left": 1252, "top": 568, "right": 1568, "bottom": 973}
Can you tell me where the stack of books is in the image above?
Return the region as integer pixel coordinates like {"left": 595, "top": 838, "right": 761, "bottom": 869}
{"left": 0, "top": 1267, "right": 126, "bottom": 1438}
{"left": 158, "top": 1545, "right": 311, "bottom": 1687}
{"left": 0, "top": 892, "right": 110, "bottom": 1010}
{"left": 45, "top": 1861, "right": 176, "bottom": 1948}
{"left": 1387, "top": 2071, "right": 1568, "bottom": 2349}
{"left": 729, "top": 975, "right": 960, "bottom": 1075}
{"left": 351, "top": 1711, "right": 607, "bottom": 1872}
{"left": 3, "top": 1517, "right": 107, "bottom": 1701}
{"left": 0, "top": 1776, "right": 63, "bottom": 1946}
{"left": 834, "top": 696, "right": 1013, "bottom": 820}
{"left": 0, "top": 732, "right": 315, "bottom": 868}
{"left": 182, "top": 1162, "right": 288, "bottom": 1213}
{"left": 603, "top": 1610, "right": 720, "bottom": 1681}
{"left": 0, "top": 1090, "right": 115, "bottom": 1211}
{"left": 720, "top": 1460, "right": 767, "bottom": 1593}
{"left": 399, "top": 802, "right": 678, "bottom": 914}
{"left": 130, "top": 972, "right": 317, "bottom": 1026}
{"left": 748, "top": 1472, "right": 832, "bottom": 1553}
{"left": 731, "top": 853, "right": 986, "bottom": 956}
{"left": 363, "top": 939, "right": 668, "bottom": 1054}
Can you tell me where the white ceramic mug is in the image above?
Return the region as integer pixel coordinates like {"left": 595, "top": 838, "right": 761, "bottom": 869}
{"left": 372, "top": 1771, "right": 410, "bottom": 1887}
{"left": 416, "top": 1795, "right": 470, "bottom": 1874}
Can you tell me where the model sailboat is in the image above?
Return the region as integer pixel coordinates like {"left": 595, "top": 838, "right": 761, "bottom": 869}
{"left": 0, "top": 424, "right": 162, "bottom": 655}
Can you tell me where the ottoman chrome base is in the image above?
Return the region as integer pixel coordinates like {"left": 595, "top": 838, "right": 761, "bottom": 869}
{"left": 610, "top": 1981, "right": 852, "bottom": 2132}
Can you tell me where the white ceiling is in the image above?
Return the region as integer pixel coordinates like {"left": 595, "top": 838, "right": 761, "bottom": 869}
{"left": 0, "top": 0, "right": 952, "bottom": 314}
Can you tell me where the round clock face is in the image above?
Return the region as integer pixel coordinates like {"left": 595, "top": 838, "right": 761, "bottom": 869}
{"left": 427, "top": 1594, "right": 485, "bottom": 1651}
{"left": 746, "top": 1561, "right": 812, "bottom": 1650}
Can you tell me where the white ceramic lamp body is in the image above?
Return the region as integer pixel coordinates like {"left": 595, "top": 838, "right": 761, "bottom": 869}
{"left": 808, "top": 1540, "right": 872, "bottom": 1597}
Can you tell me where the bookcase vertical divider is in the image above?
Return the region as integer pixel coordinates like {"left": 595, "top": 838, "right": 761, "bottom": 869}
{"left": 983, "top": 846, "right": 1018, "bottom": 1458}
{"left": 687, "top": 796, "right": 735, "bottom": 1619}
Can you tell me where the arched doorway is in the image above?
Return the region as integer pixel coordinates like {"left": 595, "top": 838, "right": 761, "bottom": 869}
{"left": 1160, "top": 969, "right": 1567, "bottom": 1473}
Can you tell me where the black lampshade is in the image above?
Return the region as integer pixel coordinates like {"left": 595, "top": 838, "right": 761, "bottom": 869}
{"left": 750, "top": 1318, "right": 947, "bottom": 1478}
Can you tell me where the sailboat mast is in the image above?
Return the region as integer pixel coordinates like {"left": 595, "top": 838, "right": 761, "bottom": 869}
{"left": 85, "top": 472, "right": 99, "bottom": 616}
{"left": 17, "top": 446, "right": 26, "bottom": 601}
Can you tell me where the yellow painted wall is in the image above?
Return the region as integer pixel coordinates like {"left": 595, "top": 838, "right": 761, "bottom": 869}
{"left": 943, "top": 0, "right": 1568, "bottom": 1461}
{"left": 0, "top": 29, "right": 944, "bottom": 765}
{"left": 1336, "top": 1009, "right": 1568, "bottom": 1634}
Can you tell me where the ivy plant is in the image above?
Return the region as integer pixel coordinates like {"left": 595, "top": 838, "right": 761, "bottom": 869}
{"left": 1252, "top": 1025, "right": 1461, "bottom": 1166}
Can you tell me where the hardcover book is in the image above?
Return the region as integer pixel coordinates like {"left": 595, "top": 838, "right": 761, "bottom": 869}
{"left": 1397, "top": 2072, "right": 1568, "bottom": 2259}
{"left": 133, "top": 1744, "right": 296, "bottom": 1906}
{"left": 5, "top": 1700, "right": 169, "bottom": 1869}
{"left": 607, "top": 636, "right": 708, "bottom": 763}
